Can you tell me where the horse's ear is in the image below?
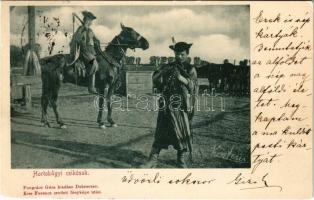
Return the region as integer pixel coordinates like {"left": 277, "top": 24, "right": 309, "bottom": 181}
{"left": 120, "top": 23, "right": 125, "bottom": 30}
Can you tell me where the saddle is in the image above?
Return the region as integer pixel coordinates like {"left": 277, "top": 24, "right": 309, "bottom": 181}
{"left": 71, "top": 50, "right": 121, "bottom": 79}
{"left": 70, "top": 37, "right": 121, "bottom": 79}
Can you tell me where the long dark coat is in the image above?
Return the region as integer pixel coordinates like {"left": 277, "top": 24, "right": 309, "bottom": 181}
{"left": 152, "top": 61, "right": 198, "bottom": 153}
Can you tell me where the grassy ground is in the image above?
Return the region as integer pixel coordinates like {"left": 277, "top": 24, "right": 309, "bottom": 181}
{"left": 11, "top": 83, "right": 250, "bottom": 168}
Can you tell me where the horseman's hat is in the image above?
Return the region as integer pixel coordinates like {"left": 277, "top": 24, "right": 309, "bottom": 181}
{"left": 169, "top": 42, "right": 193, "bottom": 52}
{"left": 82, "top": 11, "right": 97, "bottom": 21}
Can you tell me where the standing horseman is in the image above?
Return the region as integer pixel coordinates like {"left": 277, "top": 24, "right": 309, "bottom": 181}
{"left": 244, "top": 60, "right": 250, "bottom": 96}
{"left": 70, "top": 11, "right": 100, "bottom": 94}
{"left": 239, "top": 59, "right": 249, "bottom": 96}
{"left": 142, "top": 42, "right": 198, "bottom": 168}
{"left": 222, "top": 59, "right": 234, "bottom": 95}
{"left": 229, "top": 62, "right": 238, "bottom": 96}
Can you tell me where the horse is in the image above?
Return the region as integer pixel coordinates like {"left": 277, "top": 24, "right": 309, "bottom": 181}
{"left": 40, "top": 24, "right": 149, "bottom": 129}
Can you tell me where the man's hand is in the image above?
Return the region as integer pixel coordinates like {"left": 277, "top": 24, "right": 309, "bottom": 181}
{"left": 172, "top": 68, "right": 179, "bottom": 77}
{"left": 175, "top": 70, "right": 188, "bottom": 85}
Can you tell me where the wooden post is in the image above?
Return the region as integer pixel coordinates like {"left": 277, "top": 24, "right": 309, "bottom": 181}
{"left": 28, "top": 6, "right": 36, "bottom": 52}
{"left": 22, "top": 6, "right": 35, "bottom": 111}
{"left": 24, "top": 85, "right": 32, "bottom": 111}
{"left": 26, "top": 6, "right": 36, "bottom": 75}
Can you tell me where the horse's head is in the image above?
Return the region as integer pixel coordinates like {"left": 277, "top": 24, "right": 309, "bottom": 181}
{"left": 118, "top": 23, "right": 149, "bottom": 50}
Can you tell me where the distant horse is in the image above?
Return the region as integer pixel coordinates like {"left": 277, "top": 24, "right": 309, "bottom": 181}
{"left": 41, "top": 24, "right": 149, "bottom": 128}
{"left": 195, "top": 61, "right": 220, "bottom": 93}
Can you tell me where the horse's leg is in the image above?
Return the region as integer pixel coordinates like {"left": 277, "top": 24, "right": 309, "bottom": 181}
{"left": 41, "top": 71, "right": 51, "bottom": 128}
{"left": 49, "top": 67, "right": 66, "bottom": 129}
{"left": 97, "top": 81, "right": 106, "bottom": 129}
{"left": 41, "top": 95, "right": 50, "bottom": 127}
{"left": 51, "top": 93, "right": 66, "bottom": 129}
{"left": 106, "top": 83, "right": 117, "bottom": 127}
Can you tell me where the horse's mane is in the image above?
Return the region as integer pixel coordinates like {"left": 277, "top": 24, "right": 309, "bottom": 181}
{"left": 103, "top": 30, "right": 130, "bottom": 61}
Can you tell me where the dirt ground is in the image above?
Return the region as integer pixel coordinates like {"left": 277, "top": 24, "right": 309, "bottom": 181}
{"left": 11, "top": 83, "right": 250, "bottom": 168}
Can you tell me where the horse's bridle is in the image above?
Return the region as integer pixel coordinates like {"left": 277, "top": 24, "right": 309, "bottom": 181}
{"left": 105, "top": 33, "right": 143, "bottom": 62}
{"left": 106, "top": 33, "right": 142, "bottom": 49}
{"left": 115, "top": 37, "right": 126, "bottom": 56}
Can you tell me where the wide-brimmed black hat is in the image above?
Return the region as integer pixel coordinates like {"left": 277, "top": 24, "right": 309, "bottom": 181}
{"left": 169, "top": 42, "right": 193, "bottom": 52}
{"left": 82, "top": 11, "right": 97, "bottom": 21}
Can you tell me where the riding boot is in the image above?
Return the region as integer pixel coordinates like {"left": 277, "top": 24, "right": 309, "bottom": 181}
{"left": 177, "top": 150, "right": 187, "bottom": 168}
{"left": 88, "top": 74, "right": 97, "bottom": 94}
{"left": 140, "top": 147, "right": 161, "bottom": 168}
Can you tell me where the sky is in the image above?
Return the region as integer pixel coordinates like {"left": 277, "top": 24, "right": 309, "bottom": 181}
{"left": 10, "top": 5, "right": 250, "bottom": 64}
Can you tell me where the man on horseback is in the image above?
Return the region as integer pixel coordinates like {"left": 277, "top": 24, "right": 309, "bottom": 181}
{"left": 70, "top": 10, "right": 100, "bottom": 94}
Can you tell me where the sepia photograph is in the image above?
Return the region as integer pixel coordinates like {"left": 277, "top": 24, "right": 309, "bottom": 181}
{"left": 10, "top": 5, "right": 251, "bottom": 169}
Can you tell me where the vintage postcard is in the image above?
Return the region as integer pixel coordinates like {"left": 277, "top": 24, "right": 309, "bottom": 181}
{"left": 0, "top": 0, "right": 312, "bottom": 199}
